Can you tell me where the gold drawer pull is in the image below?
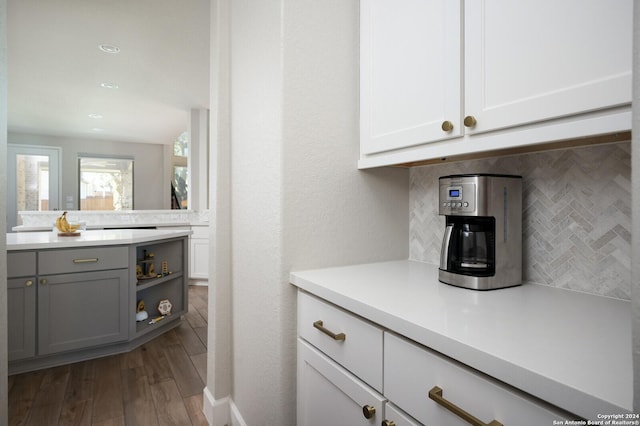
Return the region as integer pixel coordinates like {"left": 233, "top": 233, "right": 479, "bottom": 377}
{"left": 382, "top": 420, "right": 396, "bottom": 426}
{"left": 73, "top": 258, "right": 99, "bottom": 264}
{"left": 428, "top": 386, "right": 503, "bottom": 426}
{"left": 312, "top": 320, "right": 346, "bottom": 341}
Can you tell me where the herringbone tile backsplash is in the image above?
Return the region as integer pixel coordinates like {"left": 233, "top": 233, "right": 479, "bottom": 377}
{"left": 410, "top": 142, "right": 631, "bottom": 300}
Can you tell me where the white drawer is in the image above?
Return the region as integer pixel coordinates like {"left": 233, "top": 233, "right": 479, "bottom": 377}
{"left": 384, "top": 402, "right": 421, "bottom": 426}
{"left": 39, "top": 247, "right": 129, "bottom": 275}
{"left": 298, "top": 339, "right": 386, "bottom": 426}
{"left": 298, "top": 291, "right": 383, "bottom": 392}
{"left": 384, "top": 332, "right": 569, "bottom": 426}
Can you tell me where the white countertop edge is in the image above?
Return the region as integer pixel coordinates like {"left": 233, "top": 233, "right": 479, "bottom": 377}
{"left": 289, "top": 260, "right": 632, "bottom": 419}
{"left": 13, "top": 223, "right": 193, "bottom": 232}
{"left": 7, "top": 229, "right": 191, "bottom": 250}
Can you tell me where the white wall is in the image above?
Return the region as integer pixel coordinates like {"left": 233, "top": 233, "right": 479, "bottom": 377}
{"left": 8, "top": 132, "right": 166, "bottom": 210}
{"left": 0, "top": 0, "right": 8, "bottom": 422}
{"left": 205, "top": 0, "right": 409, "bottom": 424}
{"left": 207, "top": 0, "right": 232, "bottom": 410}
{"left": 188, "top": 108, "right": 209, "bottom": 211}
{"left": 632, "top": 0, "right": 640, "bottom": 412}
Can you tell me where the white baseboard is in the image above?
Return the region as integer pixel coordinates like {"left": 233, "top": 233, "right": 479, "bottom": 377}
{"left": 203, "top": 387, "right": 247, "bottom": 426}
{"left": 229, "top": 399, "right": 248, "bottom": 426}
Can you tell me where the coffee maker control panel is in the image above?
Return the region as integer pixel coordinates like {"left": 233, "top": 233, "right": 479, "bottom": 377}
{"left": 439, "top": 182, "right": 476, "bottom": 215}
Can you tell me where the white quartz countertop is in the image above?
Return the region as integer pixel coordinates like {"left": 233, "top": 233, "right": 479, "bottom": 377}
{"left": 7, "top": 229, "right": 191, "bottom": 250}
{"left": 13, "top": 223, "right": 192, "bottom": 232}
{"left": 290, "top": 260, "right": 632, "bottom": 420}
{"left": 13, "top": 209, "right": 209, "bottom": 232}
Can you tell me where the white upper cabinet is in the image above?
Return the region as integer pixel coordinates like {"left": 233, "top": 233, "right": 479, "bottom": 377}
{"left": 464, "top": 0, "right": 632, "bottom": 135}
{"left": 359, "top": 0, "right": 633, "bottom": 168}
{"left": 360, "top": 0, "right": 462, "bottom": 155}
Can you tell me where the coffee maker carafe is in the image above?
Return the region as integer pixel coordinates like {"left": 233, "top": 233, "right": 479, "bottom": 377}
{"left": 439, "top": 174, "right": 522, "bottom": 290}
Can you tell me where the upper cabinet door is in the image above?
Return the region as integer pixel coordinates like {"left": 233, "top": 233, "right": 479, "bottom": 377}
{"left": 360, "top": 0, "right": 463, "bottom": 155}
{"left": 464, "top": 0, "right": 633, "bottom": 135}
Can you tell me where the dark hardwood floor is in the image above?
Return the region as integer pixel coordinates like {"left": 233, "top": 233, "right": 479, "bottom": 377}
{"left": 8, "top": 285, "right": 210, "bottom": 426}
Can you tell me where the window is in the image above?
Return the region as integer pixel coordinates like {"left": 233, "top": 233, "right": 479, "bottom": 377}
{"left": 17, "top": 154, "right": 50, "bottom": 211}
{"left": 79, "top": 156, "right": 134, "bottom": 210}
{"left": 172, "top": 132, "right": 188, "bottom": 209}
{"left": 7, "top": 144, "right": 61, "bottom": 231}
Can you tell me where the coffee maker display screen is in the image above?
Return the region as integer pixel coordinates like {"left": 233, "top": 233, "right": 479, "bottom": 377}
{"left": 447, "top": 186, "right": 462, "bottom": 200}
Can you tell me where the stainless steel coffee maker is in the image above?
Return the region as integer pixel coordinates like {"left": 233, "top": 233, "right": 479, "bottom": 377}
{"left": 439, "top": 174, "right": 522, "bottom": 290}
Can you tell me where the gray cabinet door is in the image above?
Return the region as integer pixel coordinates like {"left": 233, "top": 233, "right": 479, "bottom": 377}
{"left": 38, "top": 269, "right": 129, "bottom": 355}
{"left": 8, "top": 277, "right": 36, "bottom": 361}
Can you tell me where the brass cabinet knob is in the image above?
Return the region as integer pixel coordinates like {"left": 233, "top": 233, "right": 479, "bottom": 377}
{"left": 441, "top": 120, "right": 454, "bottom": 132}
{"left": 382, "top": 420, "right": 396, "bottom": 426}
{"left": 39, "top": 278, "right": 47, "bottom": 285}
{"left": 463, "top": 115, "right": 477, "bottom": 128}
{"left": 25, "top": 280, "right": 33, "bottom": 287}
{"left": 362, "top": 405, "right": 376, "bottom": 419}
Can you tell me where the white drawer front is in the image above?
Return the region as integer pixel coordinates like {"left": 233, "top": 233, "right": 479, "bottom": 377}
{"left": 298, "top": 339, "right": 386, "bottom": 426}
{"left": 298, "top": 291, "right": 383, "bottom": 392}
{"left": 384, "top": 332, "right": 566, "bottom": 426}
{"left": 384, "top": 402, "right": 421, "bottom": 426}
{"left": 39, "top": 246, "right": 128, "bottom": 275}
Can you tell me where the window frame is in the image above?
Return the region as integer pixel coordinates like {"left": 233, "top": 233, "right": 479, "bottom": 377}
{"left": 77, "top": 154, "right": 135, "bottom": 211}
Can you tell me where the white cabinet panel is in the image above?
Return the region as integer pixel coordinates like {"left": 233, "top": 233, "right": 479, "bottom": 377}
{"left": 190, "top": 238, "right": 209, "bottom": 279}
{"left": 384, "top": 332, "right": 563, "bottom": 426}
{"left": 464, "top": 0, "right": 632, "bottom": 135}
{"left": 359, "top": 0, "right": 633, "bottom": 167}
{"left": 298, "top": 291, "right": 383, "bottom": 391}
{"left": 360, "top": 0, "right": 462, "bottom": 154}
{"left": 297, "top": 339, "right": 386, "bottom": 426}
{"left": 189, "top": 225, "right": 209, "bottom": 280}
{"left": 384, "top": 402, "right": 422, "bottom": 426}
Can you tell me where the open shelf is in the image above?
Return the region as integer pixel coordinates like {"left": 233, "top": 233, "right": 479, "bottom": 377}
{"left": 135, "top": 308, "right": 185, "bottom": 335}
{"left": 132, "top": 237, "right": 187, "bottom": 340}
{"left": 136, "top": 271, "right": 184, "bottom": 292}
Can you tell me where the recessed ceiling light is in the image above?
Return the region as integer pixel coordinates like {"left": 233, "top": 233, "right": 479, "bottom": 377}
{"left": 88, "top": 113, "right": 103, "bottom": 119}
{"left": 91, "top": 128, "right": 105, "bottom": 132}
{"left": 100, "top": 82, "right": 119, "bottom": 89}
{"left": 99, "top": 44, "right": 120, "bottom": 54}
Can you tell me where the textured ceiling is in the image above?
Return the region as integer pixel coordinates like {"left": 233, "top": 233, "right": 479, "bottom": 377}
{"left": 7, "top": 0, "right": 210, "bottom": 145}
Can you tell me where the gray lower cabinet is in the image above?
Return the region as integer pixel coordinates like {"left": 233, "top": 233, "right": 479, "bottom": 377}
{"left": 8, "top": 277, "right": 36, "bottom": 361}
{"left": 7, "top": 251, "right": 37, "bottom": 362}
{"left": 37, "top": 269, "right": 129, "bottom": 355}
{"left": 7, "top": 235, "right": 188, "bottom": 373}
{"left": 36, "top": 246, "right": 130, "bottom": 356}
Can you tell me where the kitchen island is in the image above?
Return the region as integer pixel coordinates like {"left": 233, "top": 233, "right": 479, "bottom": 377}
{"left": 291, "top": 260, "right": 632, "bottom": 424}
{"left": 7, "top": 229, "right": 190, "bottom": 374}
